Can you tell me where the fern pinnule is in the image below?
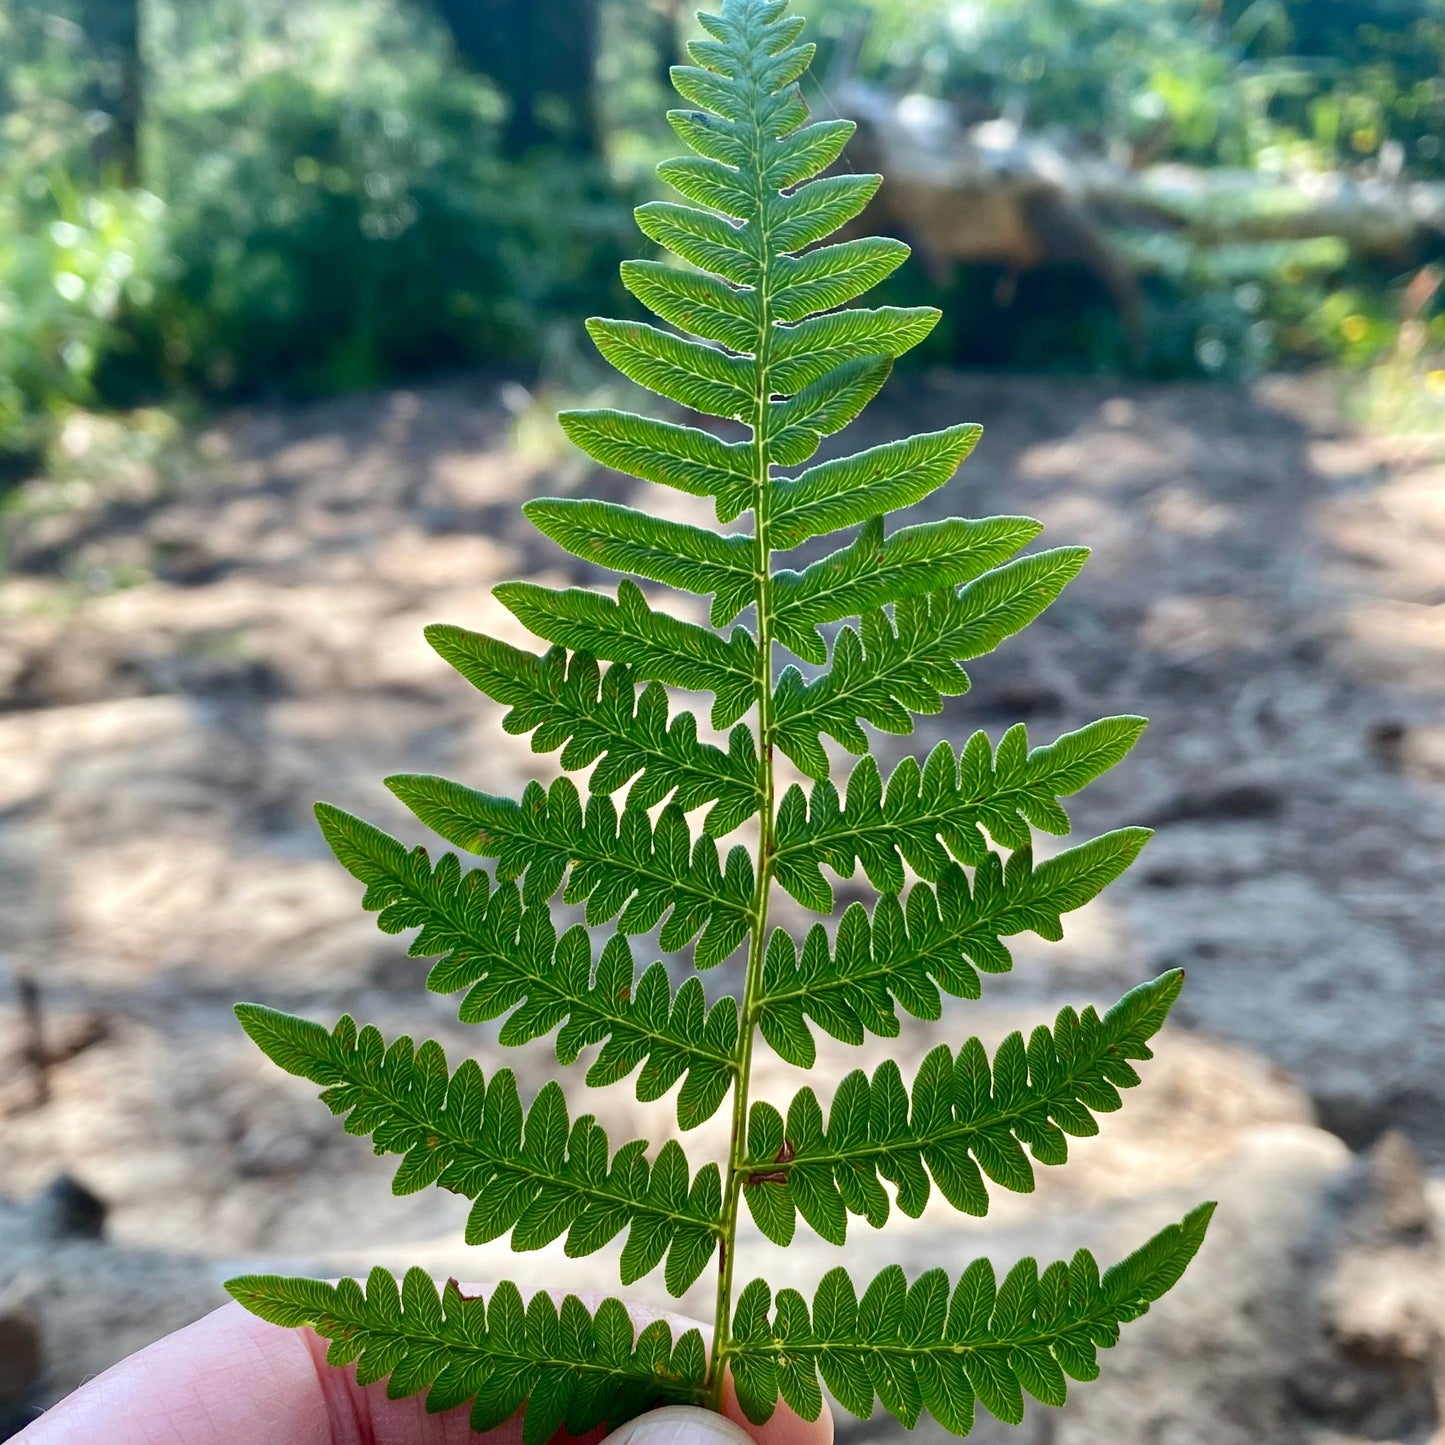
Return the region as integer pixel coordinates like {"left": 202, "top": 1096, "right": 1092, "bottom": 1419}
{"left": 226, "top": 0, "right": 1213, "bottom": 1437}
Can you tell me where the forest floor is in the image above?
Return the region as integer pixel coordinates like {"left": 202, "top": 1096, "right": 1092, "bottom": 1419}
{"left": 2, "top": 369, "right": 1444, "bottom": 1443}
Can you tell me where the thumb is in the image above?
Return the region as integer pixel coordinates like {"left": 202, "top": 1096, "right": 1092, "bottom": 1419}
{"left": 600, "top": 1405, "right": 758, "bottom": 1445}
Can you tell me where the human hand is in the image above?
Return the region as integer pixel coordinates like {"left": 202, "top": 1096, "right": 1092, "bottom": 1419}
{"left": 13, "top": 1288, "right": 832, "bottom": 1445}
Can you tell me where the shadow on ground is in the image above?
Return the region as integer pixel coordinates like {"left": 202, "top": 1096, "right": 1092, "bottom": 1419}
{"left": 2, "top": 369, "right": 1443, "bottom": 1443}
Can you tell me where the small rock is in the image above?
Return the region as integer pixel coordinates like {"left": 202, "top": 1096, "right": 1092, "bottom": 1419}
{"left": 1290, "top": 1132, "right": 1445, "bottom": 1442}
{"left": 1146, "top": 775, "right": 1285, "bottom": 826}
{"left": 0, "top": 1307, "right": 41, "bottom": 1404}
{"left": 235, "top": 1122, "right": 323, "bottom": 1178}
{"left": 1368, "top": 719, "right": 1445, "bottom": 782}
{"left": 970, "top": 678, "right": 1065, "bottom": 719}
{"left": 28, "top": 1175, "right": 107, "bottom": 1242}
{"left": 1369, "top": 718, "right": 1409, "bottom": 769}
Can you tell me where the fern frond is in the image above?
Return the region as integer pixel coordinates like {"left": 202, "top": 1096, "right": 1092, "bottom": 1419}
{"left": 770, "top": 515, "right": 1043, "bottom": 665}
{"left": 767, "top": 305, "right": 942, "bottom": 390}
{"left": 741, "top": 973, "right": 1182, "bottom": 1246}
{"left": 495, "top": 579, "right": 758, "bottom": 730}
{"left": 770, "top": 237, "right": 911, "bottom": 322}
{"left": 766, "top": 356, "right": 893, "bottom": 467}
{"left": 772, "top": 719, "right": 1149, "bottom": 906}
{"left": 622, "top": 258, "right": 761, "bottom": 354}
{"left": 386, "top": 773, "right": 754, "bottom": 967}
{"left": 587, "top": 319, "right": 754, "bottom": 419}
{"left": 726, "top": 1203, "right": 1215, "bottom": 1430}
{"left": 557, "top": 409, "right": 755, "bottom": 522}
{"left": 227, "top": 1, "right": 1212, "bottom": 1432}
{"left": 316, "top": 804, "right": 739, "bottom": 1127}
{"left": 524, "top": 500, "right": 758, "bottom": 628}
{"left": 424, "top": 628, "right": 761, "bottom": 835}
{"left": 766, "top": 174, "right": 885, "bottom": 251}
{"left": 767, "top": 428, "right": 984, "bottom": 553}
{"left": 758, "top": 830, "right": 1152, "bottom": 1065}
{"left": 773, "top": 551, "right": 1091, "bottom": 780}
{"left": 226, "top": 1272, "right": 708, "bottom": 1445}
{"left": 236, "top": 1006, "right": 723, "bottom": 1293}
{"left": 630, "top": 200, "right": 759, "bottom": 289}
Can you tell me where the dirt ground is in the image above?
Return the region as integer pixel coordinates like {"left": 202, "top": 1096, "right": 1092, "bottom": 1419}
{"left": 2, "top": 368, "right": 1444, "bottom": 1442}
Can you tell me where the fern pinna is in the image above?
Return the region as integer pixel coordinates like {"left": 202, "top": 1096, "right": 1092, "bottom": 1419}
{"left": 226, "top": 2, "right": 1213, "bottom": 1438}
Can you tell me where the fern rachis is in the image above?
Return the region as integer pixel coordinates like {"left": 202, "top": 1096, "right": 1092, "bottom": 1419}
{"left": 226, "top": 2, "right": 1213, "bottom": 1438}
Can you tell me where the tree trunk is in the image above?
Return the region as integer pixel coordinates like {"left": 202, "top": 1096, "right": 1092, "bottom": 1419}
{"left": 78, "top": 0, "right": 142, "bottom": 184}
{"left": 431, "top": 0, "right": 599, "bottom": 158}
{"left": 652, "top": 0, "right": 686, "bottom": 93}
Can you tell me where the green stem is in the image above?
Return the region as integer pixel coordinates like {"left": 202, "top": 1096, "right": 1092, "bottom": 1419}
{"left": 708, "top": 144, "right": 778, "bottom": 1405}
{"left": 707, "top": 432, "right": 776, "bottom": 1409}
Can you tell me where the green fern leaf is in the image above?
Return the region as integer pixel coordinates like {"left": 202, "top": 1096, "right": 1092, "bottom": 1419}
{"left": 768, "top": 428, "right": 984, "bottom": 552}
{"left": 495, "top": 578, "right": 758, "bottom": 730}
{"left": 236, "top": 1006, "right": 722, "bottom": 1292}
{"left": 727, "top": 1203, "right": 1215, "bottom": 1429}
{"left": 587, "top": 319, "right": 754, "bottom": 419}
{"left": 766, "top": 356, "right": 893, "bottom": 467}
{"left": 770, "top": 515, "right": 1043, "bottom": 664}
{"left": 557, "top": 409, "right": 755, "bottom": 522}
{"left": 772, "top": 719, "right": 1148, "bottom": 903}
{"left": 742, "top": 973, "right": 1183, "bottom": 1246}
{"left": 772, "top": 237, "right": 912, "bottom": 322}
{"left": 631, "top": 200, "right": 758, "bottom": 288}
{"left": 768, "top": 305, "right": 940, "bottom": 389}
{"left": 523, "top": 500, "right": 757, "bottom": 627}
{"left": 622, "top": 259, "right": 760, "bottom": 353}
{"left": 315, "top": 804, "right": 738, "bottom": 1128}
{"left": 226, "top": 1272, "right": 708, "bottom": 1445}
{"left": 423, "top": 628, "right": 760, "bottom": 835}
{"left": 226, "top": 1, "right": 1213, "bottom": 1433}
{"left": 385, "top": 773, "right": 754, "bottom": 966}
{"left": 773, "top": 550, "right": 1091, "bottom": 779}
{"left": 759, "top": 830, "right": 1152, "bottom": 1064}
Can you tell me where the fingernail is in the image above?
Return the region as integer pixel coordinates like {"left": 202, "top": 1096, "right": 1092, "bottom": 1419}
{"left": 599, "top": 1403, "right": 756, "bottom": 1445}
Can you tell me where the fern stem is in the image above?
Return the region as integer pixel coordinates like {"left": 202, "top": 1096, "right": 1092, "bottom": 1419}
{"left": 709, "top": 160, "right": 780, "bottom": 1402}
{"left": 708, "top": 517, "right": 776, "bottom": 1405}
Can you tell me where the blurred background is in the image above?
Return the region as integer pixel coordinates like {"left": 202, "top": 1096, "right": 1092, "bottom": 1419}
{"left": 2, "top": 1, "right": 1444, "bottom": 1441}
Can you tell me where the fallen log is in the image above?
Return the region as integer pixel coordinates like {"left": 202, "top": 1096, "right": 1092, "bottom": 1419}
{"left": 835, "top": 81, "right": 1445, "bottom": 331}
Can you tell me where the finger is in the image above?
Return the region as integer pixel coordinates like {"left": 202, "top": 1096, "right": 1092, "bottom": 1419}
{"left": 12, "top": 1299, "right": 329, "bottom": 1445}
{"left": 719, "top": 1379, "right": 832, "bottom": 1445}
{"left": 14, "top": 1288, "right": 833, "bottom": 1445}
{"left": 599, "top": 1406, "right": 756, "bottom": 1445}
{"left": 599, "top": 1401, "right": 823, "bottom": 1445}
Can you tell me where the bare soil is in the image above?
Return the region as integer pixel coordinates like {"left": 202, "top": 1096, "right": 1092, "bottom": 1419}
{"left": 2, "top": 369, "right": 1443, "bottom": 1442}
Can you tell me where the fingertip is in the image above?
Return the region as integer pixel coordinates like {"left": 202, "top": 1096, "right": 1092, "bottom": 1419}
{"left": 599, "top": 1404, "right": 753, "bottom": 1445}
{"left": 720, "top": 1377, "right": 834, "bottom": 1445}
{"left": 596, "top": 1394, "right": 834, "bottom": 1445}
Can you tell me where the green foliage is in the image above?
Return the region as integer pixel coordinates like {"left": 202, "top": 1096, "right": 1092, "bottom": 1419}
{"left": 0, "top": 176, "right": 167, "bottom": 464}
{"left": 316, "top": 802, "right": 740, "bottom": 1128}
{"left": 771, "top": 717, "right": 1148, "bottom": 904}
{"left": 137, "top": 0, "right": 633, "bottom": 399}
{"left": 427, "top": 624, "right": 762, "bottom": 834}
{"left": 803, "top": 0, "right": 1445, "bottom": 178}
{"left": 0, "top": 0, "right": 634, "bottom": 462}
{"left": 227, "top": 1, "right": 1212, "bottom": 1436}
{"left": 797, "top": 0, "right": 1445, "bottom": 379}
{"left": 227, "top": 1271, "right": 709, "bottom": 1445}
{"left": 728, "top": 1202, "right": 1216, "bottom": 1428}
{"left": 384, "top": 771, "right": 755, "bottom": 964}
{"left": 742, "top": 972, "right": 1183, "bottom": 1245}
{"left": 4, "top": 0, "right": 1440, "bottom": 469}
{"left": 771, "top": 550, "right": 1091, "bottom": 779}
{"left": 0, "top": 2, "right": 167, "bottom": 464}
{"left": 236, "top": 1005, "right": 723, "bottom": 1291}
{"left": 757, "top": 830, "right": 1153, "bottom": 1065}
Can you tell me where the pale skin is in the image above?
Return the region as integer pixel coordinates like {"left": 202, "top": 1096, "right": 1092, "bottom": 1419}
{"left": 13, "top": 1290, "right": 834, "bottom": 1445}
